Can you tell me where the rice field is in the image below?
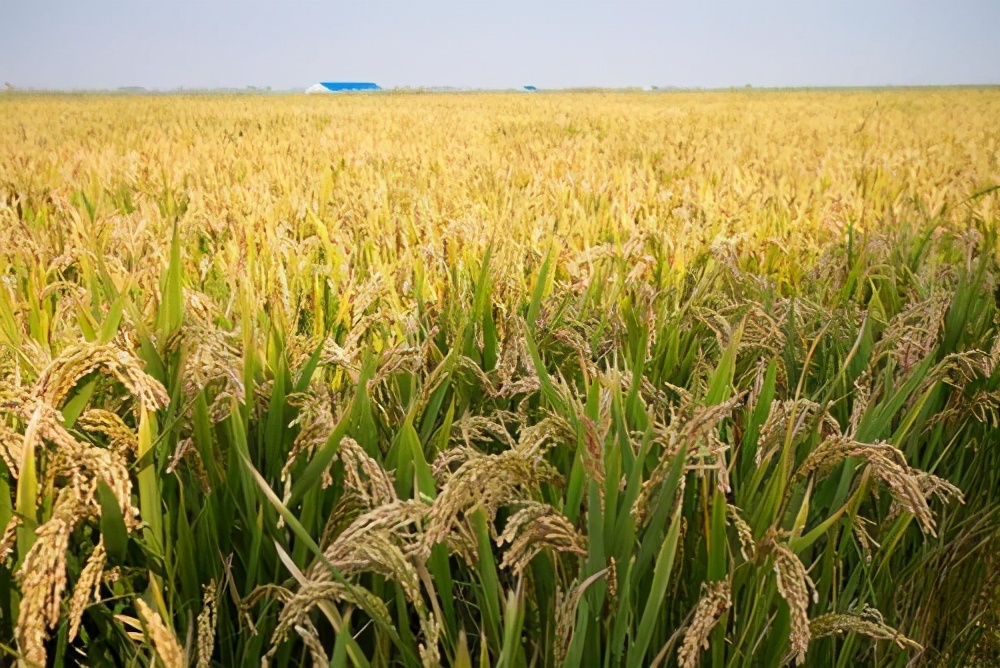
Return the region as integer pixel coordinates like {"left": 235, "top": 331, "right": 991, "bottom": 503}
{"left": 0, "top": 90, "right": 998, "bottom": 667}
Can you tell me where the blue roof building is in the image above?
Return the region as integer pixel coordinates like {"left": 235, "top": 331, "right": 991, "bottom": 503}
{"left": 306, "top": 82, "right": 382, "bottom": 93}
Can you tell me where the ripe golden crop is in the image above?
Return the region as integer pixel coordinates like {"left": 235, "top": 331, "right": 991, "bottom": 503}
{"left": 0, "top": 90, "right": 998, "bottom": 667}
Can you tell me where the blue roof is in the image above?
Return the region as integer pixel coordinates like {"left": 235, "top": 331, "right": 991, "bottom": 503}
{"left": 523, "top": 85, "right": 538, "bottom": 91}
{"left": 319, "top": 82, "right": 381, "bottom": 92}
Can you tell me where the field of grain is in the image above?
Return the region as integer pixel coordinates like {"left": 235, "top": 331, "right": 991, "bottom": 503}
{"left": 0, "top": 91, "right": 998, "bottom": 666}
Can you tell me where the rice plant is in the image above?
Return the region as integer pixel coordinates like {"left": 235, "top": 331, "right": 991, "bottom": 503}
{"left": 0, "top": 90, "right": 998, "bottom": 666}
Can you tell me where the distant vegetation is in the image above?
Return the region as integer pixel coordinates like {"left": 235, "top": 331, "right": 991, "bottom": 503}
{"left": 0, "top": 91, "right": 998, "bottom": 667}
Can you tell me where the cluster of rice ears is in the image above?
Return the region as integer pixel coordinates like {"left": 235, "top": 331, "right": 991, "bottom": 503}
{"left": 0, "top": 91, "right": 998, "bottom": 666}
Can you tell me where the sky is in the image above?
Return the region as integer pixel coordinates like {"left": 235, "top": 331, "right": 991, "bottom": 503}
{"left": 1, "top": 1, "right": 999, "bottom": 90}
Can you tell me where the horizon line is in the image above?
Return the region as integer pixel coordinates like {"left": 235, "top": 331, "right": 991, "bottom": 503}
{"left": 5, "top": 83, "right": 1000, "bottom": 95}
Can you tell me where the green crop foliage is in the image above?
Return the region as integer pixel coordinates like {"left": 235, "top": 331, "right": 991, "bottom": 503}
{"left": 0, "top": 90, "right": 998, "bottom": 667}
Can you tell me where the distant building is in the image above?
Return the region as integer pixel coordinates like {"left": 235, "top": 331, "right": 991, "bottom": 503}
{"left": 523, "top": 85, "right": 538, "bottom": 92}
{"left": 306, "top": 82, "right": 382, "bottom": 94}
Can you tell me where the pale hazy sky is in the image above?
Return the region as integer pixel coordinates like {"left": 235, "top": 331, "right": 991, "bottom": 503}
{"left": 2, "top": 1, "right": 998, "bottom": 90}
